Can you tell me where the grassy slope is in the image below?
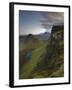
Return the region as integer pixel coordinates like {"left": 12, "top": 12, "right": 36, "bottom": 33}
{"left": 19, "top": 42, "right": 47, "bottom": 79}
{"left": 19, "top": 35, "right": 64, "bottom": 79}
{"left": 31, "top": 40, "right": 64, "bottom": 78}
{"left": 50, "top": 64, "right": 64, "bottom": 77}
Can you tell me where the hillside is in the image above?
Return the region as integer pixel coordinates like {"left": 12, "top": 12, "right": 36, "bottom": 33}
{"left": 19, "top": 25, "right": 64, "bottom": 79}
{"left": 19, "top": 34, "right": 43, "bottom": 51}
{"left": 35, "top": 32, "right": 50, "bottom": 41}
{"left": 19, "top": 34, "right": 48, "bottom": 79}
{"left": 29, "top": 25, "right": 64, "bottom": 78}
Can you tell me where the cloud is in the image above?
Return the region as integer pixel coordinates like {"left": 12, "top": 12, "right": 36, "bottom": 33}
{"left": 40, "top": 12, "right": 64, "bottom": 32}
{"left": 41, "top": 12, "right": 64, "bottom": 24}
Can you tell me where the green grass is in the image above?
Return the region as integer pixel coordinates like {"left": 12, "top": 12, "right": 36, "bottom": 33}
{"left": 19, "top": 38, "right": 45, "bottom": 52}
{"left": 19, "top": 35, "right": 64, "bottom": 79}
{"left": 50, "top": 64, "right": 64, "bottom": 77}
{"left": 19, "top": 42, "right": 47, "bottom": 79}
{"left": 30, "top": 41, "right": 64, "bottom": 78}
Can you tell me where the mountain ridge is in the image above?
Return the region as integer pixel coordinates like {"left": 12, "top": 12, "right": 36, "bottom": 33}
{"left": 19, "top": 32, "right": 50, "bottom": 42}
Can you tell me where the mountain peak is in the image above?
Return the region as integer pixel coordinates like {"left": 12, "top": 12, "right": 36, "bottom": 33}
{"left": 26, "top": 34, "right": 34, "bottom": 38}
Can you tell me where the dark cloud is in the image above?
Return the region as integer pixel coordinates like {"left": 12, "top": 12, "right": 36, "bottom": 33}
{"left": 41, "top": 12, "right": 64, "bottom": 24}
{"left": 40, "top": 12, "right": 64, "bottom": 32}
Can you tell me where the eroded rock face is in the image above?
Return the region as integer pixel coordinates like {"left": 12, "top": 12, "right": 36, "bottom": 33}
{"left": 51, "top": 25, "right": 64, "bottom": 40}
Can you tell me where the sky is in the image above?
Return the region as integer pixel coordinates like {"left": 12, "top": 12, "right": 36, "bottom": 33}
{"left": 19, "top": 10, "right": 64, "bottom": 36}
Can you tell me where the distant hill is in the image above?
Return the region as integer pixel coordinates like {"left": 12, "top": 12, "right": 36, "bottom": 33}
{"left": 35, "top": 32, "right": 50, "bottom": 41}
{"left": 24, "top": 34, "right": 40, "bottom": 43}
{"left": 19, "top": 32, "right": 50, "bottom": 43}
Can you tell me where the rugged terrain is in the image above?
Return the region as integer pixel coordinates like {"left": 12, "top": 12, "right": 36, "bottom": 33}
{"left": 19, "top": 25, "right": 64, "bottom": 79}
